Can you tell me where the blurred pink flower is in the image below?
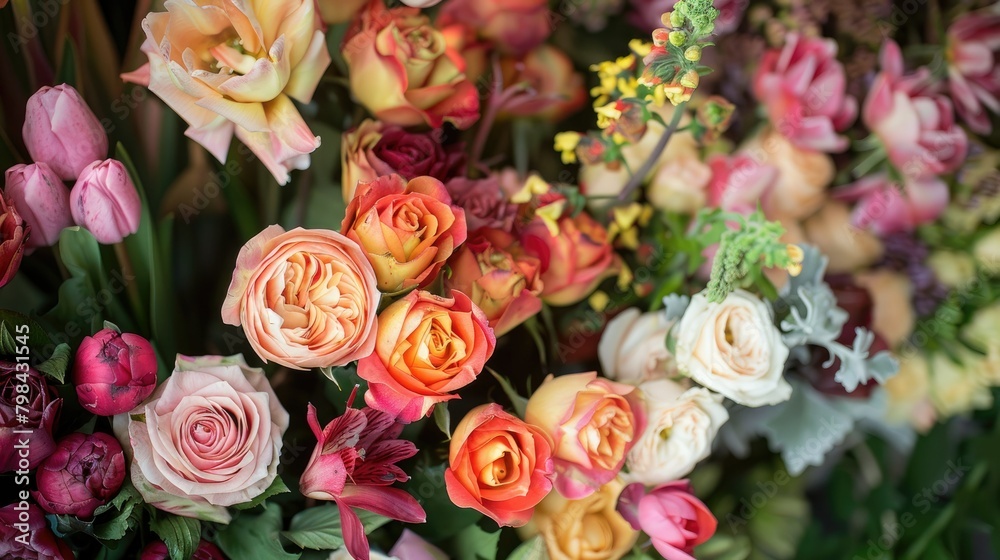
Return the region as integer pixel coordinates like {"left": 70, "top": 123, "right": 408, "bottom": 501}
{"left": 864, "top": 41, "right": 967, "bottom": 180}
{"left": 833, "top": 173, "right": 948, "bottom": 236}
{"left": 946, "top": 8, "right": 1000, "bottom": 134}
{"left": 438, "top": 0, "right": 551, "bottom": 56}
{"left": 705, "top": 153, "right": 778, "bottom": 215}
{"left": 628, "top": 0, "right": 745, "bottom": 34}
{"left": 753, "top": 33, "right": 857, "bottom": 152}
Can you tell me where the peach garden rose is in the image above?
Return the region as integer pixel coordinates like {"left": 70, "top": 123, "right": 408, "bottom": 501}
{"left": 114, "top": 355, "right": 289, "bottom": 523}
{"left": 525, "top": 372, "right": 644, "bottom": 499}
{"left": 358, "top": 290, "right": 496, "bottom": 423}
{"left": 444, "top": 403, "right": 554, "bottom": 526}
{"left": 222, "top": 225, "right": 380, "bottom": 370}
{"left": 341, "top": 175, "right": 467, "bottom": 293}
{"left": 123, "top": 0, "right": 331, "bottom": 185}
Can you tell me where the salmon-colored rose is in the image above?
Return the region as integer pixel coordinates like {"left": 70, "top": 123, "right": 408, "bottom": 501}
{"left": 122, "top": 0, "right": 330, "bottom": 185}
{"left": 343, "top": 2, "right": 479, "bottom": 129}
{"left": 358, "top": 290, "right": 495, "bottom": 423}
{"left": 518, "top": 478, "right": 638, "bottom": 560}
{"left": 445, "top": 404, "right": 554, "bottom": 526}
{"left": 743, "top": 128, "right": 835, "bottom": 221}
{"left": 341, "top": 174, "right": 467, "bottom": 292}
{"left": 524, "top": 372, "right": 644, "bottom": 499}
{"left": 445, "top": 228, "right": 544, "bottom": 336}
{"left": 499, "top": 45, "right": 587, "bottom": 122}
{"left": 521, "top": 212, "right": 621, "bottom": 307}
{"left": 221, "top": 226, "right": 380, "bottom": 370}
{"left": 438, "top": 0, "right": 551, "bottom": 56}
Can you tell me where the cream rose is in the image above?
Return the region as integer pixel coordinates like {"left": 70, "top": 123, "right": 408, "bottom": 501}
{"left": 598, "top": 308, "right": 677, "bottom": 385}
{"left": 674, "top": 289, "right": 791, "bottom": 407}
{"left": 115, "top": 355, "right": 289, "bottom": 523}
{"left": 625, "top": 380, "right": 728, "bottom": 486}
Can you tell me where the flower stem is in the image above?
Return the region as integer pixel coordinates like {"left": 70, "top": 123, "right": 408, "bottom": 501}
{"left": 114, "top": 241, "right": 148, "bottom": 331}
{"left": 618, "top": 101, "right": 688, "bottom": 201}
{"left": 469, "top": 57, "right": 507, "bottom": 176}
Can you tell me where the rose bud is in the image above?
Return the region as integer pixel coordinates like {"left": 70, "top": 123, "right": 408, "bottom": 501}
{"left": 445, "top": 404, "right": 555, "bottom": 526}
{"left": 70, "top": 159, "right": 141, "bottom": 244}
{"left": 0, "top": 361, "right": 61, "bottom": 472}
{"left": 0, "top": 192, "right": 27, "bottom": 288}
{"left": 22, "top": 84, "right": 109, "bottom": 180}
{"left": 141, "top": 540, "right": 227, "bottom": 560}
{"left": 33, "top": 432, "right": 126, "bottom": 518}
{"left": 73, "top": 327, "right": 158, "bottom": 416}
{"left": 4, "top": 163, "right": 73, "bottom": 248}
{"left": 524, "top": 372, "right": 644, "bottom": 499}
{"left": 0, "top": 503, "right": 74, "bottom": 559}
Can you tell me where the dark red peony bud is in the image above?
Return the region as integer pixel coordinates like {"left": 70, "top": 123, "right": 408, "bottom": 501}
{"left": 72, "top": 327, "right": 158, "bottom": 416}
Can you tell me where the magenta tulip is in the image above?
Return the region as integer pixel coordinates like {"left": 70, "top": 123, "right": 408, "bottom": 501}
{"left": 33, "top": 432, "right": 126, "bottom": 518}
{"left": 4, "top": 162, "right": 73, "bottom": 248}
{"left": 73, "top": 327, "right": 158, "bottom": 416}
{"left": 70, "top": 159, "right": 142, "bottom": 244}
{"left": 22, "top": 84, "right": 108, "bottom": 180}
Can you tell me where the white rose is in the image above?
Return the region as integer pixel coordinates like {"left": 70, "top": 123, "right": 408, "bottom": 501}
{"left": 674, "top": 289, "right": 791, "bottom": 407}
{"left": 598, "top": 308, "right": 677, "bottom": 384}
{"left": 625, "top": 379, "right": 728, "bottom": 485}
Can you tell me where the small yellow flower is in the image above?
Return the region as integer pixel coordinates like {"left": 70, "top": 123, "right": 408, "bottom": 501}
{"left": 629, "top": 39, "right": 652, "bottom": 57}
{"left": 589, "top": 291, "right": 610, "bottom": 312}
{"left": 785, "top": 244, "right": 804, "bottom": 277}
{"left": 536, "top": 199, "right": 567, "bottom": 236}
{"left": 512, "top": 173, "right": 552, "bottom": 203}
{"left": 617, "top": 263, "right": 634, "bottom": 291}
{"left": 595, "top": 102, "right": 623, "bottom": 129}
{"left": 554, "top": 132, "right": 581, "bottom": 164}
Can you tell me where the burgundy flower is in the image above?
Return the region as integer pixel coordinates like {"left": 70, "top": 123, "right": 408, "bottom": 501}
{"left": 445, "top": 175, "right": 519, "bottom": 233}
{"left": 33, "top": 432, "right": 126, "bottom": 518}
{"left": 299, "top": 388, "right": 425, "bottom": 560}
{"left": 0, "top": 503, "right": 74, "bottom": 559}
{"left": 141, "top": 540, "right": 227, "bottom": 560}
{"left": 0, "top": 191, "right": 28, "bottom": 288}
{"left": 72, "top": 327, "right": 158, "bottom": 416}
{"left": 0, "top": 362, "right": 61, "bottom": 473}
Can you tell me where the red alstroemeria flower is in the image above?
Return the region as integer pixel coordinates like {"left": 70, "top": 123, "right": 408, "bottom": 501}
{"left": 299, "top": 388, "right": 426, "bottom": 560}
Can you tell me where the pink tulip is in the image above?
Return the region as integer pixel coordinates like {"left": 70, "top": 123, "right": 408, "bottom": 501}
{"left": 947, "top": 8, "right": 1000, "bottom": 134}
{"left": 33, "top": 432, "right": 126, "bottom": 518}
{"left": 618, "top": 481, "right": 717, "bottom": 560}
{"left": 833, "top": 173, "right": 948, "bottom": 236}
{"left": 864, "top": 41, "right": 967, "bottom": 180}
{"left": 70, "top": 159, "right": 141, "bottom": 244}
{"left": 72, "top": 327, "right": 158, "bottom": 416}
{"left": 22, "top": 84, "right": 108, "bottom": 180}
{"left": 753, "top": 33, "right": 858, "bottom": 152}
{"left": 4, "top": 163, "right": 73, "bottom": 248}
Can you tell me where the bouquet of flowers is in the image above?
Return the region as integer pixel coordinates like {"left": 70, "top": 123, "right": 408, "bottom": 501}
{"left": 0, "top": 0, "right": 998, "bottom": 559}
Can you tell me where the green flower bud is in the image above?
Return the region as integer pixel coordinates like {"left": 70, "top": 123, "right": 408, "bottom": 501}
{"left": 669, "top": 11, "right": 685, "bottom": 27}
{"left": 668, "top": 30, "right": 687, "bottom": 46}
{"left": 684, "top": 46, "right": 702, "bottom": 61}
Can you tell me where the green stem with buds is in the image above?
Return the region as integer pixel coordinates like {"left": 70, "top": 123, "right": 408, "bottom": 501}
{"left": 617, "top": 100, "right": 688, "bottom": 201}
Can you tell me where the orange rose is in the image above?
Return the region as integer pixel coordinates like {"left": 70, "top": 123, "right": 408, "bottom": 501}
{"left": 499, "top": 45, "right": 587, "bottom": 122}
{"left": 341, "top": 174, "right": 468, "bottom": 292}
{"left": 357, "top": 290, "right": 495, "bottom": 423}
{"left": 221, "top": 226, "right": 380, "bottom": 370}
{"left": 445, "top": 404, "right": 555, "bottom": 526}
{"left": 445, "top": 228, "right": 544, "bottom": 336}
{"left": 524, "top": 373, "right": 644, "bottom": 499}
{"left": 521, "top": 212, "right": 620, "bottom": 307}
{"left": 343, "top": 2, "right": 480, "bottom": 129}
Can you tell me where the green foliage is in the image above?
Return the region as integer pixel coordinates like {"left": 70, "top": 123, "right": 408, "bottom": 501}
{"left": 450, "top": 523, "right": 501, "bottom": 560}
{"left": 232, "top": 476, "right": 290, "bottom": 511}
{"left": 216, "top": 504, "right": 300, "bottom": 560}
{"left": 281, "top": 504, "right": 389, "bottom": 551}
{"left": 149, "top": 512, "right": 202, "bottom": 560}
{"left": 702, "top": 210, "right": 794, "bottom": 303}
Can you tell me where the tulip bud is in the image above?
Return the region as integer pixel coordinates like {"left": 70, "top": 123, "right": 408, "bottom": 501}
{"left": 4, "top": 163, "right": 73, "bottom": 248}
{"left": 0, "top": 193, "right": 27, "bottom": 289}
{"left": 33, "top": 432, "right": 125, "bottom": 518}
{"left": 22, "top": 84, "right": 108, "bottom": 181}
{"left": 72, "top": 327, "right": 158, "bottom": 416}
{"left": 70, "top": 159, "right": 141, "bottom": 244}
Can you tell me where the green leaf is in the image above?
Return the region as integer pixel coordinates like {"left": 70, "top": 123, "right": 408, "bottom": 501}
{"left": 115, "top": 143, "right": 154, "bottom": 332}
{"left": 149, "top": 513, "right": 202, "bottom": 560}
{"left": 36, "top": 343, "right": 71, "bottom": 383}
{"left": 233, "top": 476, "right": 290, "bottom": 510}
{"left": 487, "top": 368, "right": 528, "bottom": 418}
{"left": 0, "top": 311, "right": 53, "bottom": 353}
{"left": 55, "top": 39, "right": 77, "bottom": 86}
{"left": 282, "top": 504, "right": 389, "bottom": 551}
{"left": 408, "top": 463, "right": 482, "bottom": 541}
{"left": 451, "top": 523, "right": 500, "bottom": 560}
{"left": 433, "top": 402, "right": 451, "bottom": 440}
{"left": 216, "top": 504, "right": 300, "bottom": 560}
{"left": 508, "top": 536, "right": 549, "bottom": 560}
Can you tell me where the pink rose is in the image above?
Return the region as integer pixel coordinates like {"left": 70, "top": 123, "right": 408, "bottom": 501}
{"left": 834, "top": 173, "right": 948, "bottom": 235}
{"left": 947, "top": 9, "right": 1000, "bottom": 134}
{"left": 122, "top": 0, "right": 331, "bottom": 185}
{"left": 617, "top": 481, "right": 717, "bottom": 560}
{"left": 705, "top": 153, "right": 778, "bottom": 215}
{"left": 116, "top": 355, "right": 289, "bottom": 523}
{"left": 865, "top": 40, "right": 967, "bottom": 180}
{"left": 498, "top": 44, "right": 588, "bottom": 122}
{"left": 445, "top": 174, "right": 519, "bottom": 232}
{"left": 222, "top": 225, "right": 380, "bottom": 370}
{"left": 753, "top": 33, "right": 857, "bottom": 152}
{"left": 438, "top": 0, "right": 551, "bottom": 56}
{"left": 521, "top": 211, "right": 621, "bottom": 307}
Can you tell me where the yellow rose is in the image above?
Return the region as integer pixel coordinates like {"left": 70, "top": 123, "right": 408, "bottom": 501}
{"left": 926, "top": 251, "right": 976, "bottom": 288}
{"left": 854, "top": 270, "right": 914, "bottom": 349}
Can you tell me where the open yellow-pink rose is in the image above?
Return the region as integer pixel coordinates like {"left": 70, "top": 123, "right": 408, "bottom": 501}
{"left": 341, "top": 174, "right": 468, "bottom": 292}
{"left": 524, "top": 372, "right": 645, "bottom": 499}
{"left": 343, "top": 1, "right": 479, "bottom": 129}
{"left": 221, "top": 226, "right": 380, "bottom": 370}
{"left": 122, "top": 0, "right": 330, "bottom": 185}
{"left": 358, "top": 290, "right": 495, "bottom": 423}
